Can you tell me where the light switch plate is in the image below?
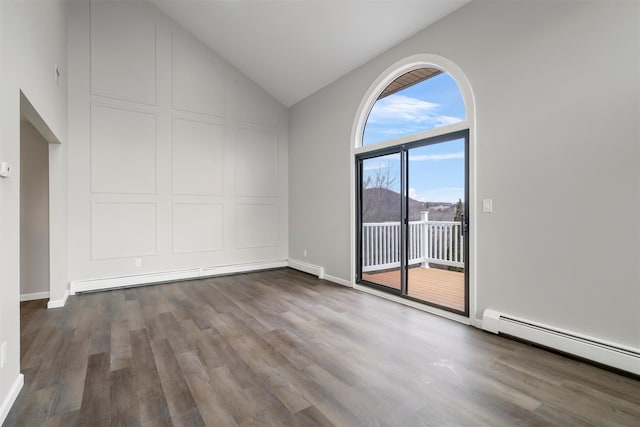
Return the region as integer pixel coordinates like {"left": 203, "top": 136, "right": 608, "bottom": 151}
{"left": 0, "top": 162, "right": 12, "bottom": 178}
{"left": 1, "top": 341, "right": 7, "bottom": 368}
{"left": 482, "top": 199, "right": 493, "bottom": 213}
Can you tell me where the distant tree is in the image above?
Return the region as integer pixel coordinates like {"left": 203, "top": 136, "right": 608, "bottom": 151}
{"left": 454, "top": 198, "right": 463, "bottom": 222}
{"left": 449, "top": 198, "right": 464, "bottom": 272}
{"left": 363, "top": 167, "right": 397, "bottom": 192}
{"left": 362, "top": 167, "right": 399, "bottom": 222}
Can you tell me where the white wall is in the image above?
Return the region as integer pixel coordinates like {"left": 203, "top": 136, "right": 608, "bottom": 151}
{"left": 289, "top": 1, "right": 640, "bottom": 348}
{"left": 0, "top": 0, "right": 67, "bottom": 420}
{"left": 20, "top": 121, "right": 50, "bottom": 297}
{"left": 67, "top": 1, "right": 288, "bottom": 284}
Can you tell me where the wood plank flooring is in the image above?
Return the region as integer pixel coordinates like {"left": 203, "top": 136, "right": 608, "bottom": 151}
{"left": 5, "top": 268, "right": 640, "bottom": 426}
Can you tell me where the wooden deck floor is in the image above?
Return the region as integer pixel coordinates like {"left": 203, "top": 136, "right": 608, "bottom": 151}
{"left": 362, "top": 267, "right": 465, "bottom": 311}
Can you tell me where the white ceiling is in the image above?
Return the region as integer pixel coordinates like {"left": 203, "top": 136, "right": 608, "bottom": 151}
{"left": 150, "top": 0, "right": 470, "bottom": 107}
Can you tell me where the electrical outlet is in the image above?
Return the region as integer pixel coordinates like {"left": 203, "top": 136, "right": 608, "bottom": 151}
{"left": 303, "top": 249, "right": 307, "bottom": 258}
{"left": 1, "top": 341, "right": 7, "bottom": 368}
{"left": 135, "top": 258, "right": 142, "bottom": 268}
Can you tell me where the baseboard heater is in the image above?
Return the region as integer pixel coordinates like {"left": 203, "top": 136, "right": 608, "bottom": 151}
{"left": 482, "top": 309, "right": 640, "bottom": 376}
{"left": 70, "top": 260, "right": 288, "bottom": 295}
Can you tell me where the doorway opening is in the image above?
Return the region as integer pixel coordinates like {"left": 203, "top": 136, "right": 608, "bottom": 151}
{"left": 19, "top": 91, "right": 64, "bottom": 308}
{"left": 20, "top": 119, "right": 50, "bottom": 302}
{"left": 357, "top": 130, "right": 468, "bottom": 315}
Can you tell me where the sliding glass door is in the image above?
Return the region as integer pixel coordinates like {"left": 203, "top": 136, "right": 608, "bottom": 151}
{"left": 359, "top": 153, "right": 403, "bottom": 292}
{"left": 357, "top": 130, "right": 469, "bottom": 315}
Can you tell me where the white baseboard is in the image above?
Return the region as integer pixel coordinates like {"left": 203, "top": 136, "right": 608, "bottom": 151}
{"left": 287, "top": 259, "right": 324, "bottom": 278}
{"left": 0, "top": 373, "right": 24, "bottom": 425}
{"left": 47, "top": 290, "right": 69, "bottom": 309}
{"left": 322, "top": 273, "right": 351, "bottom": 287}
{"left": 19, "top": 291, "right": 50, "bottom": 302}
{"left": 70, "top": 260, "right": 288, "bottom": 295}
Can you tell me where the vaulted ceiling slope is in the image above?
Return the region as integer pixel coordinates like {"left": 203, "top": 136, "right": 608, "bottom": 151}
{"left": 150, "top": 0, "right": 470, "bottom": 107}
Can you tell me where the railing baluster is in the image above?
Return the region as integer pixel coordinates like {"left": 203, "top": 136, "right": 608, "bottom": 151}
{"left": 385, "top": 225, "right": 388, "bottom": 265}
{"left": 362, "top": 220, "right": 464, "bottom": 272}
{"left": 397, "top": 224, "right": 400, "bottom": 263}
{"left": 379, "top": 225, "right": 382, "bottom": 266}
{"left": 368, "top": 226, "right": 371, "bottom": 267}
{"left": 363, "top": 225, "right": 367, "bottom": 267}
{"left": 448, "top": 224, "right": 453, "bottom": 262}
{"left": 454, "top": 223, "right": 458, "bottom": 262}
{"left": 395, "top": 224, "right": 399, "bottom": 264}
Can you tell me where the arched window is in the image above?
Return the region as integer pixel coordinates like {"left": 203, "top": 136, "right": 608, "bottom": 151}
{"left": 352, "top": 55, "right": 474, "bottom": 321}
{"left": 363, "top": 68, "right": 466, "bottom": 146}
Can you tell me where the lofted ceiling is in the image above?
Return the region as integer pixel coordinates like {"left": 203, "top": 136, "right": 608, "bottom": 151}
{"left": 150, "top": 0, "right": 470, "bottom": 107}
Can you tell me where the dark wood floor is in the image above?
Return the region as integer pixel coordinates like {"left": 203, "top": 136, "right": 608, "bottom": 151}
{"left": 5, "top": 269, "right": 640, "bottom": 426}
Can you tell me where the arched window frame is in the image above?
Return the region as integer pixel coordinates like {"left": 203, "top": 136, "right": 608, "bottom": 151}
{"left": 352, "top": 54, "right": 475, "bottom": 153}
{"left": 349, "top": 54, "right": 477, "bottom": 325}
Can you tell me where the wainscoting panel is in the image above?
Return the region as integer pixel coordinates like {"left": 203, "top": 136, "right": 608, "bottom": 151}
{"left": 173, "top": 202, "right": 224, "bottom": 254}
{"left": 91, "top": 202, "right": 158, "bottom": 259}
{"left": 91, "top": 0, "right": 156, "bottom": 104}
{"left": 235, "top": 128, "right": 278, "bottom": 197}
{"left": 171, "top": 32, "right": 224, "bottom": 116}
{"left": 91, "top": 104, "right": 157, "bottom": 194}
{"left": 69, "top": 0, "right": 287, "bottom": 289}
{"left": 236, "top": 203, "right": 278, "bottom": 248}
{"left": 172, "top": 117, "right": 224, "bottom": 195}
{"left": 239, "top": 82, "right": 279, "bottom": 126}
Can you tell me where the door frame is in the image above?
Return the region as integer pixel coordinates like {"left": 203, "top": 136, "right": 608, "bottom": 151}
{"left": 349, "top": 54, "right": 476, "bottom": 326}
{"left": 356, "top": 129, "right": 469, "bottom": 316}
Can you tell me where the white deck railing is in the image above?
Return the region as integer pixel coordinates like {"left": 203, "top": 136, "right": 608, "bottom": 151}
{"left": 362, "top": 214, "right": 464, "bottom": 272}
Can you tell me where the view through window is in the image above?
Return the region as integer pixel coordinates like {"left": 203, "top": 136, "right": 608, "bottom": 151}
{"left": 358, "top": 68, "right": 469, "bottom": 314}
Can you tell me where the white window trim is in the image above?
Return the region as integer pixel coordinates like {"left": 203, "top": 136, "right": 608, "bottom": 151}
{"left": 349, "top": 54, "right": 480, "bottom": 326}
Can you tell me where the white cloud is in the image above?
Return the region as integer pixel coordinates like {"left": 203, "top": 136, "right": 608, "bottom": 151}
{"left": 363, "top": 162, "right": 387, "bottom": 171}
{"left": 378, "top": 127, "right": 420, "bottom": 136}
{"left": 367, "top": 95, "right": 464, "bottom": 130}
{"left": 422, "top": 187, "right": 464, "bottom": 204}
{"left": 408, "top": 187, "right": 427, "bottom": 202}
{"left": 432, "top": 115, "right": 463, "bottom": 127}
{"left": 409, "top": 152, "right": 464, "bottom": 162}
{"left": 368, "top": 95, "right": 438, "bottom": 124}
{"left": 362, "top": 155, "right": 400, "bottom": 171}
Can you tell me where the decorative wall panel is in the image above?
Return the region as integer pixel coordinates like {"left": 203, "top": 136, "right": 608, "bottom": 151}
{"left": 91, "top": 104, "right": 157, "bottom": 194}
{"left": 236, "top": 203, "right": 277, "bottom": 248}
{"left": 236, "top": 128, "right": 278, "bottom": 197}
{"left": 172, "top": 33, "right": 224, "bottom": 116}
{"left": 91, "top": 202, "right": 157, "bottom": 259}
{"left": 91, "top": 1, "right": 156, "bottom": 103}
{"left": 172, "top": 118, "right": 224, "bottom": 195}
{"left": 173, "top": 203, "right": 224, "bottom": 253}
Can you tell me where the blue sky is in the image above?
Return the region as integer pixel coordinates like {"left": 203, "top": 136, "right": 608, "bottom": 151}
{"left": 362, "top": 73, "right": 466, "bottom": 204}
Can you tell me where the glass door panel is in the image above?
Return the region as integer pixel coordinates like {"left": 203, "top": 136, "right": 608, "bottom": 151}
{"left": 360, "top": 153, "right": 402, "bottom": 291}
{"left": 406, "top": 138, "right": 466, "bottom": 311}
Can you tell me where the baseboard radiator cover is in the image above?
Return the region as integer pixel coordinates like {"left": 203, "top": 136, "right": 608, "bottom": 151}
{"left": 70, "top": 259, "right": 288, "bottom": 295}
{"left": 482, "top": 309, "right": 640, "bottom": 375}
{"left": 287, "top": 259, "right": 324, "bottom": 278}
